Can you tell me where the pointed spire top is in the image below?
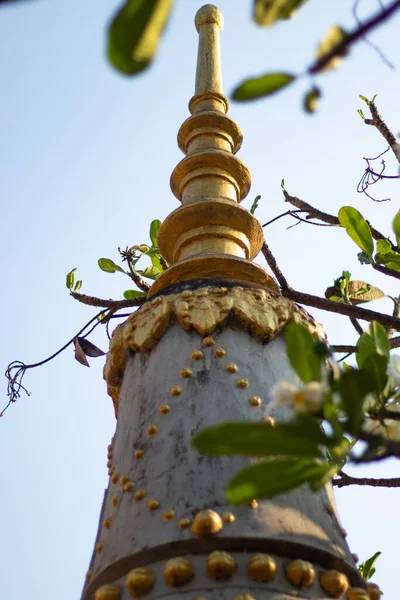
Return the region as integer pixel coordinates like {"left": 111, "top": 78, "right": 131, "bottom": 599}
{"left": 148, "top": 5, "right": 277, "bottom": 297}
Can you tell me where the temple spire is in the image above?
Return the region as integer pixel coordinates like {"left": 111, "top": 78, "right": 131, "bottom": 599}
{"left": 149, "top": 4, "right": 277, "bottom": 296}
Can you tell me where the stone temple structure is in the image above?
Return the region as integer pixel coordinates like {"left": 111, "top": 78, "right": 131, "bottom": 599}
{"left": 81, "top": 5, "right": 370, "bottom": 600}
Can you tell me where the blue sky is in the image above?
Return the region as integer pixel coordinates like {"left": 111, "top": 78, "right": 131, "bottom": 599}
{"left": 0, "top": 1, "right": 399, "bottom": 598}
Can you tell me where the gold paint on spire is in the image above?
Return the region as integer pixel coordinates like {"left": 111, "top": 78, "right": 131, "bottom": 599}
{"left": 148, "top": 5, "right": 277, "bottom": 296}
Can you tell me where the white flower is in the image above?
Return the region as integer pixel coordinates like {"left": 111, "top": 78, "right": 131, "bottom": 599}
{"left": 271, "top": 380, "right": 325, "bottom": 414}
{"left": 388, "top": 355, "right": 400, "bottom": 387}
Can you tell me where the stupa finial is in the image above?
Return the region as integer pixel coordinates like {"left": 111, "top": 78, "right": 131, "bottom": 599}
{"left": 149, "top": 5, "right": 277, "bottom": 296}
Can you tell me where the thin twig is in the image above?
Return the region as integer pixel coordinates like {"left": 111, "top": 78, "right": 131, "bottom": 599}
{"left": 352, "top": 0, "right": 395, "bottom": 69}
{"left": 333, "top": 472, "right": 400, "bottom": 488}
{"left": 309, "top": 0, "right": 400, "bottom": 74}
{"left": 126, "top": 257, "right": 151, "bottom": 292}
{"left": 260, "top": 241, "right": 290, "bottom": 291}
{"left": 283, "top": 189, "right": 399, "bottom": 252}
{"left": 70, "top": 292, "right": 146, "bottom": 309}
{"left": 365, "top": 101, "right": 400, "bottom": 161}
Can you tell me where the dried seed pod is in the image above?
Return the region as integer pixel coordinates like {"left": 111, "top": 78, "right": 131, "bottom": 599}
{"left": 247, "top": 553, "right": 277, "bottom": 582}
{"left": 285, "top": 559, "right": 315, "bottom": 587}
{"left": 192, "top": 509, "right": 222, "bottom": 536}
{"left": 126, "top": 568, "right": 155, "bottom": 597}
{"left": 164, "top": 557, "right": 194, "bottom": 586}
{"left": 206, "top": 550, "right": 236, "bottom": 580}
{"left": 320, "top": 570, "right": 349, "bottom": 597}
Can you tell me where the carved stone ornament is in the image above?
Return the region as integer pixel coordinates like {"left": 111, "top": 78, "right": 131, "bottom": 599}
{"left": 104, "top": 286, "right": 324, "bottom": 415}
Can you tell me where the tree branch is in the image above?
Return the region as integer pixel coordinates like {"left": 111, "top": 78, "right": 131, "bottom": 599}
{"left": 364, "top": 101, "right": 400, "bottom": 162}
{"left": 70, "top": 292, "right": 146, "bottom": 309}
{"left": 333, "top": 472, "right": 400, "bottom": 488}
{"left": 331, "top": 336, "right": 400, "bottom": 354}
{"left": 283, "top": 189, "right": 398, "bottom": 251}
{"left": 261, "top": 241, "right": 290, "bottom": 291}
{"left": 309, "top": 0, "right": 400, "bottom": 74}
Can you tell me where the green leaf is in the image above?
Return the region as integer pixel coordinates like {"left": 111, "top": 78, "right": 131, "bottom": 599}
{"left": 226, "top": 458, "right": 332, "bottom": 504}
{"left": 233, "top": 73, "right": 296, "bottom": 102}
{"left": 123, "top": 289, "right": 147, "bottom": 299}
{"left": 281, "top": 178, "right": 285, "bottom": 190}
{"left": 338, "top": 369, "right": 376, "bottom": 435}
{"left": 356, "top": 321, "right": 390, "bottom": 368}
{"left": 193, "top": 419, "right": 329, "bottom": 459}
{"left": 315, "top": 25, "right": 349, "bottom": 72}
{"left": 376, "top": 238, "right": 392, "bottom": 254}
{"left": 253, "top": 0, "right": 309, "bottom": 26}
{"left": 66, "top": 268, "right": 77, "bottom": 290}
{"left": 338, "top": 206, "right": 374, "bottom": 258}
{"left": 74, "top": 280, "right": 82, "bottom": 292}
{"left": 98, "top": 258, "right": 125, "bottom": 274}
{"left": 284, "top": 322, "right": 321, "bottom": 383}
{"left": 375, "top": 250, "right": 400, "bottom": 272}
{"left": 303, "top": 86, "right": 321, "bottom": 114}
{"left": 137, "top": 265, "right": 161, "bottom": 280}
{"left": 107, "top": 0, "right": 174, "bottom": 76}
{"left": 149, "top": 219, "right": 162, "bottom": 247}
{"left": 363, "top": 354, "right": 388, "bottom": 393}
{"left": 393, "top": 210, "right": 400, "bottom": 247}
{"left": 250, "top": 195, "right": 261, "bottom": 215}
{"left": 359, "top": 551, "right": 381, "bottom": 581}
{"left": 357, "top": 108, "right": 365, "bottom": 119}
{"left": 358, "top": 251, "right": 372, "bottom": 265}
{"left": 147, "top": 249, "right": 163, "bottom": 271}
{"left": 359, "top": 94, "right": 369, "bottom": 105}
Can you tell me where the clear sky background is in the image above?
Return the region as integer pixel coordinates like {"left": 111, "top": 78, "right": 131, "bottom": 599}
{"left": 0, "top": 0, "right": 399, "bottom": 598}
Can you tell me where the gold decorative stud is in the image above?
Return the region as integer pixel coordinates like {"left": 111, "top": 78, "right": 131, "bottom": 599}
{"left": 103, "top": 518, "right": 112, "bottom": 529}
{"left": 107, "top": 459, "right": 113, "bottom": 468}
{"left": 134, "top": 449, "right": 144, "bottom": 459}
{"left": 121, "top": 474, "right": 130, "bottom": 484}
{"left": 202, "top": 336, "right": 215, "bottom": 346}
{"left": 192, "top": 509, "right": 223, "bottom": 536}
{"left": 164, "top": 557, "right": 194, "bottom": 586}
{"left": 108, "top": 468, "right": 114, "bottom": 476}
{"left": 367, "top": 583, "right": 382, "bottom": 600}
{"left": 320, "top": 570, "right": 349, "bottom": 597}
{"left": 221, "top": 512, "right": 235, "bottom": 524}
{"left": 147, "top": 499, "right": 160, "bottom": 511}
{"left": 191, "top": 350, "right": 204, "bottom": 360}
{"left": 170, "top": 385, "right": 183, "bottom": 396}
{"left": 346, "top": 588, "right": 369, "bottom": 600}
{"left": 326, "top": 503, "right": 335, "bottom": 515}
{"left": 285, "top": 559, "right": 315, "bottom": 587}
{"left": 134, "top": 489, "right": 146, "bottom": 501}
{"left": 146, "top": 425, "right": 158, "bottom": 437}
{"left": 159, "top": 404, "right": 171, "bottom": 414}
{"left": 95, "top": 542, "right": 104, "bottom": 553}
{"left": 351, "top": 553, "right": 359, "bottom": 564}
{"left": 179, "top": 517, "right": 192, "bottom": 529}
{"left": 124, "top": 482, "right": 134, "bottom": 492}
{"left": 206, "top": 551, "right": 236, "bottom": 580}
{"left": 111, "top": 473, "right": 120, "bottom": 484}
{"left": 263, "top": 416, "right": 275, "bottom": 426}
{"left": 107, "top": 444, "right": 113, "bottom": 452}
{"left": 126, "top": 568, "right": 155, "bottom": 597}
{"left": 213, "top": 347, "right": 226, "bottom": 358}
{"left": 112, "top": 496, "right": 119, "bottom": 506}
{"left": 249, "top": 396, "right": 262, "bottom": 407}
{"left": 180, "top": 367, "right": 193, "bottom": 378}
{"left": 339, "top": 527, "right": 347, "bottom": 538}
{"left": 86, "top": 570, "right": 92, "bottom": 582}
{"left": 163, "top": 509, "right": 176, "bottom": 521}
{"left": 233, "top": 596, "right": 256, "bottom": 600}
{"left": 247, "top": 553, "right": 277, "bottom": 582}
{"left": 226, "top": 362, "right": 239, "bottom": 373}
{"left": 247, "top": 499, "right": 258, "bottom": 509}
{"left": 95, "top": 584, "right": 120, "bottom": 600}
{"left": 236, "top": 378, "right": 249, "bottom": 389}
